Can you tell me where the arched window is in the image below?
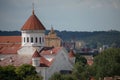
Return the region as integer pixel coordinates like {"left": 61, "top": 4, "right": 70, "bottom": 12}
{"left": 31, "top": 37, "right": 33, "bottom": 43}
{"left": 39, "top": 37, "right": 41, "bottom": 43}
{"left": 24, "top": 37, "right": 25, "bottom": 42}
{"left": 35, "top": 37, "right": 37, "bottom": 43}
{"left": 42, "top": 37, "right": 44, "bottom": 42}
{"left": 27, "top": 37, "right": 29, "bottom": 42}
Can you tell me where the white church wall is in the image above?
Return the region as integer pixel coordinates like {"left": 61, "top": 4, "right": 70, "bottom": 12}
{"left": 22, "top": 30, "right": 45, "bottom": 47}
{"left": 45, "top": 48, "right": 73, "bottom": 80}
{"left": 32, "top": 57, "right": 40, "bottom": 67}
{"left": 17, "top": 46, "right": 36, "bottom": 56}
{"left": 36, "top": 67, "right": 47, "bottom": 80}
{"left": 69, "top": 57, "right": 76, "bottom": 65}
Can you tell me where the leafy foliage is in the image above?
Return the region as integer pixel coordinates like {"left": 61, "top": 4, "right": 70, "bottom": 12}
{"left": 15, "top": 64, "right": 36, "bottom": 79}
{"left": 24, "top": 75, "right": 43, "bottom": 80}
{"left": 93, "top": 48, "right": 120, "bottom": 79}
{"left": 49, "top": 72, "right": 63, "bottom": 80}
{"left": 72, "top": 62, "right": 92, "bottom": 80}
{"left": 0, "top": 64, "right": 42, "bottom": 80}
{"left": 49, "top": 72, "right": 76, "bottom": 80}
{"left": 0, "top": 65, "right": 17, "bottom": 80}
{"left": 72, "top": 48, "right": 120, "bottom": 79}
{"left": 75, "top": 54, "right": 87, "bottom": 65}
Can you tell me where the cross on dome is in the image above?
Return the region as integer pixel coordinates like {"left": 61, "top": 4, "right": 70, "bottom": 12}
{"left": 21, "top": 4, "right": 46, "bottom": 30}
{"left": 32, "top": 2, "right": 34, "bottom": 15}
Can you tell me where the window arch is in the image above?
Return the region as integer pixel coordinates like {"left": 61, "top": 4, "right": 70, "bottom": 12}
{"left": 27, "top": 37, "right": 29, "bottom": 42}
{"left": 35, "top": 37, "right": 37, "bottom": 43}
{"left": 24, "top": 37, "right": 25, "bottom": 42}
{"left": 39, "top": 37, "right": 41, "bottom": 43}
{"left": 31, "top": 37, "right": 33, "bottom": 43}
{"left": 42, "top": 37, "right": 44, "bottom": 42}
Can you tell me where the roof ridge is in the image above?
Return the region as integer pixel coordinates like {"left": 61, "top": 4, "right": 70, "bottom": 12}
{"left": 32, "top": 50, "right": 41, "bottom": 58}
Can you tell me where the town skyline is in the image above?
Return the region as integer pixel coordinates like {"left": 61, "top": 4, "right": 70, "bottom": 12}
{"left": 0, "top": 0, "right": 120, "bottom": 31}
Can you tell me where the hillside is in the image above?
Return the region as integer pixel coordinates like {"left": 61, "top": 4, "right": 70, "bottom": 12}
{"left": 0, "top": 30, "right": 120, "bottom": 48}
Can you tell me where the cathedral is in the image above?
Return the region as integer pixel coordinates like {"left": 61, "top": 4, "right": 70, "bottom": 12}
{"left": 0, "top": 7, "right": 75, "bottom": 80}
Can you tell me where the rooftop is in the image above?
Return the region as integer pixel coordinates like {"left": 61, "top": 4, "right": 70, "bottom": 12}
{"left": 21, "top": 10, "right": 46, "bottom": 30}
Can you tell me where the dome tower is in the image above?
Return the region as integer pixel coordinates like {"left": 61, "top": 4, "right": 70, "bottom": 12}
{"left": 21, "top": 9, "right": 46, "bottom": 47}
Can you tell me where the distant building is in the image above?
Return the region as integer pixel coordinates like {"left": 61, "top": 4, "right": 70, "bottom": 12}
{"left": 62, "top": 41, "right": 75, "bottom": 50}
{"left": 75, "top": 40, "right": 85, "bottom": 50}
{"left": 0, "top": 8, "right": 75, "bottom": 80}
{"left": 45, "top": 27, "right": 62, "bottom": 47}
{"left": 99, "top": 45, "right": 109, "bottom": 53}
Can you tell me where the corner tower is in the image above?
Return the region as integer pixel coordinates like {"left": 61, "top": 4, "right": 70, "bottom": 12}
{"left": 21, "top": 9, "right": 46, "bottom": 47}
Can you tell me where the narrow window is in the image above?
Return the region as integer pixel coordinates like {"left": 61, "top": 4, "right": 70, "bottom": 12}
{"left": 35, "top": 37, "right": 37, "bottom": 43}
{"left": 27, "top": 37, "right": 29, "bottom": 42}
{"left": 39, "top": 37, "right": 41, "bottom": 43}
{"left": 42, "top": 37, "right": 44, "bottom": 42}
{"left": 24, "top": 37, "right": 25, "bottom": 42}
{"left": 31, "top": 37, "right": 33, "bottom": 43}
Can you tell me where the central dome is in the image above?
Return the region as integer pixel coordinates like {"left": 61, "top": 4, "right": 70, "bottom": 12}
{"left": 21, "top": 11, "right": 46, "bottom": 30}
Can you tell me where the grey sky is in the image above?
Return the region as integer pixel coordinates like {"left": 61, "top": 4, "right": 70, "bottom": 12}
{"left": 0, "top": 0, "right": 120, "bottom": 31}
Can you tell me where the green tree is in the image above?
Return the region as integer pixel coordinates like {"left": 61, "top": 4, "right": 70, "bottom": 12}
{"left": 15, "top": 64, "right": 37, "bottom": 79}
{"left": 0, "top": 65, "right": 17, "bottom": 80}
{"left": 93, "top": 48, "right": 120, "bottom": 79}
{"left": 49, "top": 72, "right": 76, "bottom": 80}
{"left": 24, "top": 75, "right": 43, "bottom": 80}
{"left": 73, "top": 54, "right": 92, "bottom": 80}
{"left": 49, "top": 72, "right": 63, "bottom": 80}
{"left": 0, "top": 64, "right": 42, "bottom": 80}
{"left": 72, "top": 62, "right": 92, "bottom": 80}
{"left": 75, "top": 54, "right": 87, "bottom": 65}
{"left": 62, "top": 74, "right": 77, "bottom": 80}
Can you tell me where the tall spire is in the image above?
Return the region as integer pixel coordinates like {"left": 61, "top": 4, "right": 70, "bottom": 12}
{"left": 49, "top": 26, "right": 55, "bottom": 34}
{"left": 51, "top": 27, "right": 54, "bottom": 34}
{"left": 32, "top": 2, "right": 34, "bottom": 15}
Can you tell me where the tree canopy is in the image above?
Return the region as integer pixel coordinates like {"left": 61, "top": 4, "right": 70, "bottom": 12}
{"left": 49, "top": 72, "right": 76, "bottom": 80}
{"left": 0, "top": 65, "right": 17, "bottom": 80}
{"left": 0, "top": 64, "right": 42, "bottom": 80}
{"left": 93, "top": 48, "right": 120, "bottom": 79}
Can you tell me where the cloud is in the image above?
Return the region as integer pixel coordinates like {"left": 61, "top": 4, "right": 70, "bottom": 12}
{"left": 0, "top": 0, "right": 120, "bottom": 31}
{"left": 73, "top": 0, "right": 120, "bottom": 9}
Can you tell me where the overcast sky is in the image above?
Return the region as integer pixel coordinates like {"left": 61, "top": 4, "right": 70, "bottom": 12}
{"left": 0, "top": 0, "right": 120, "bottom": 31}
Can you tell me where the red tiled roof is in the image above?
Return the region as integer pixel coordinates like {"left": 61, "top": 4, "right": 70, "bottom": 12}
{"left": 40, "top": 47, "right": 62, "bottom": 55}
{"left": 32, "top": 50, "right": 41, "bottom": 58}
{"left": 0, "top": 54, "right": 31, "bottom": 66}
{"left": 69, "top": 50, "right": 75, "bottom": 58}
{"left": 0, "top": 36, "right": 21, "bottom": 54}
{"left": 0, "top": 36, "right": 21, "bottom": 43}
{"left": 21, "top": 12, "right": 46, "bottom": 30}
{"left": 0, "top": 44, "right": 20, "bottom": 54}
{"left": 0, "top": 54, "right": 53, "bottom": 67}
{"left": 40, "top": 57, "right": 54, "bottom": 67}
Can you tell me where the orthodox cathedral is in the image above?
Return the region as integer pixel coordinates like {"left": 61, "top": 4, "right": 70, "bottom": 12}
{"left": 0, "top": 8, "right": 75, "bottom": 80}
